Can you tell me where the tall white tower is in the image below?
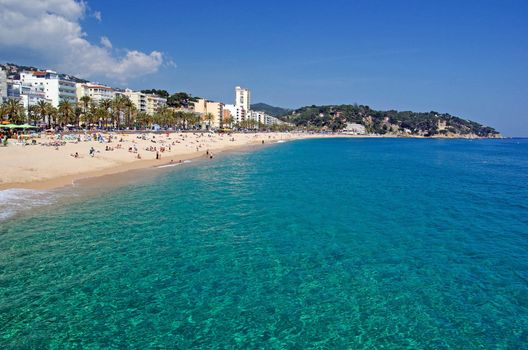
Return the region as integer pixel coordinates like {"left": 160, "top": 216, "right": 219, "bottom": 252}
{"left": 235, "top": 86, "right": 251, "bottom": 112}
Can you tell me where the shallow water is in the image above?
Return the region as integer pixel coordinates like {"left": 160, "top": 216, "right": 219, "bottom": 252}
{"left": 1, "top": 138, "right": 527, "bottom": 348}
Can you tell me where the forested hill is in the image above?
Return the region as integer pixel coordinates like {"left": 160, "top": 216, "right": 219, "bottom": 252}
{"left": 280, "top": 104, "right": 500, "bottom": 137}
{"left": 251, "top": 103, "right": 291, "bottom": 117}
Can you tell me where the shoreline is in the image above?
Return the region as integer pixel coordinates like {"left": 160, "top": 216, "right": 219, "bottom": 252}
{"left": 0, "top": 133, "right": 502, "bottom": 192}
{"left": 0, "top": 133, "right": 338, "bottom": 191}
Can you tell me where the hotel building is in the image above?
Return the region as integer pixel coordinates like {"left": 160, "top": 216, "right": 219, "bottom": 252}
{"left": 19, "top": 71, "right": 77, "bottom": 107}
{"left": 235, "top": 86, "right": 251, "bottom": 113}
{"left": 192, "top": 98, "right": 224, "bottom": 129}
{"left": 76, "top": 83, "right": 115, "bottom": 104}
{"left": 123, "top": 89, "right": 147, "bottom": 113}
{"left": 146, "top": 94, "right": 167, "bottom": 115}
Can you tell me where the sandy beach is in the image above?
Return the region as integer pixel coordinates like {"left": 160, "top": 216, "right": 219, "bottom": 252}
{"left": 0, "top": 131, "right": 338, "bottom": 190}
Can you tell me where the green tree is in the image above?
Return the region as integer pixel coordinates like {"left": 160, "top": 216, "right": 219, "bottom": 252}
{"left": 99, "top": 99, "right": 112, "bottom": 129}
{"left": 203, "top": 112, "right": 214, "bottom": 130}
{"left": 3, "top": 99, "right": 26, "bottom": 124}
{"left": 58, "top": 100, "right": 75, "bottom": 127}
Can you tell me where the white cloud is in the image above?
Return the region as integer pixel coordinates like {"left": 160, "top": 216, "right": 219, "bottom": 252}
{"left": 100, "top": 36, "right": 112, "bottom": 49}
{"left": 0, "top": 0, "right": 165, "bottom": 82}
{"left": 93, "top": 10, "right": 101, "bottom": 21}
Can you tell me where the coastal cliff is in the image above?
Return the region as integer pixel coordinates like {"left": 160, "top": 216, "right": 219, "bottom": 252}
{"left": 279, "top": 104, "right": 501, "bottom": 138}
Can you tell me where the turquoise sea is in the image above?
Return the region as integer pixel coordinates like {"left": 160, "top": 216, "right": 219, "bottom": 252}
{"left": 1, "top": 138, "right": 527, "bottom": 349}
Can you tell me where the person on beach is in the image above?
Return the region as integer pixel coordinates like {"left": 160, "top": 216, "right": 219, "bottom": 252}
{"left": 89, "top": 147, "right": 95, "bottom": 157}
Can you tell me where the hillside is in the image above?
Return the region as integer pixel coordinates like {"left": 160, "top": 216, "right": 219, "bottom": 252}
{"left": 1, "top": 62, "right": 88, "bottom": 83}
{"left": 281, "top": 104, "right": 500, "bottom": 137}
{"left": 251, "top": 103, "right": 291, "bottom": 117}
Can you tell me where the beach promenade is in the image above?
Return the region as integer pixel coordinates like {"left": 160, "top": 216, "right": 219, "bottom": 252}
{"left": 0, "top": 131, "right": 336, "bottom": 190}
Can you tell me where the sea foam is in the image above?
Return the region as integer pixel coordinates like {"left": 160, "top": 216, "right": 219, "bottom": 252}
{"left": 0, "top": 188, "right": 57, "bottom": 221}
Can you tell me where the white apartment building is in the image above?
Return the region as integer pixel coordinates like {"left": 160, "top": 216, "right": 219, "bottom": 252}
{"left": 344, "top": 123, "right": 366, "bottom": 135}
{"left": 19, "top": 71, "right": 77, "bottom": 107}
{"left": 6, "top": 78, "right": 51, "bottom": 109}
{"left": 0, "top": 68, "right": 7, "bottom": 103}
{"left": 235, "top": 86, "right": 251, "bottom": 113}
{"left": 192, "top": 98, "right": 224, "bottom": 129}
{"left": 6, "top": 79, "right": 21, "bottom": 100}
{"left": 224, "top": 103, "right": 246, "bottom": 125}
{"left": 249, "top": 110, "right": 284, "bottom": 127}
{"left": 76, "top": 83, "right": 114, "bottom": 104}
{"left": 20, "top": 84, "right": 51, "bottom": 109}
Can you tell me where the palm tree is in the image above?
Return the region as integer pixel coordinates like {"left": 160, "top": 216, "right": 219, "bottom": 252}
{"left": 111, "top": 95, "right": 128, "bottom": 129}
{"left": 223, "top": 115, "right": 233, "bottom": 129}
{"left": 81, "top": 102, "right": 97, "bottom": 129}
{"left": 99, "top": 99, "right": 112, "bottom": 129}
{"left": 79, "top": 96, "right": 91, "bottom": 114}
{"left": 136, "top": 112, "right": 151, "bottom": 129}
{"left": 58, "top": 100, "right": 75, "bottom": 128}
{"left": 27, "top": 105, "right": 41, "bottom": 125}
{"left": 203, "top": 112, "right": 214, "bottom": 130}
{"left": 155, "top": 105, "right": 172, "bottom": 128}
{"left": 3, "top": 99, "right": 26, "bottom": 124}
{"left": 35, "top": 100, "right": 49, "bottom": 127}
{"left": 47, "top": 105, "right": 58, "bottom": 129}
{"left": 122, "top": 96, "right": 136, "bottom": 129}
{"left": 0, "top": 102, "right": 7, "bottom": 121}
{"left": 173, "top": 111, "right": 185, "bottom": 130}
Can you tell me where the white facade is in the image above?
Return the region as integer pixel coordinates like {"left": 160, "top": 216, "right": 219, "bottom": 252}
{"left": 249, "top": 110, "right": 284, "bottom": 127}
{"left": 235, "top": 86, "right": 251, "bottom": 113}
{"left": 6, "top": 79, "right": 21, "bottom": 100}
{"left": 20, "top": 83, "right": 51, "bottom": 108}
{"left": 344, "top": 123, "right": 366, "bottom": 135}
{"left": 0, "top": 68, "right": 7, "bottom": 103}
{"left": 20, "top": 71, "right": 77, "bottom": 107}
{"left": 224, "top": 103, "right": 246, "bottom": 125}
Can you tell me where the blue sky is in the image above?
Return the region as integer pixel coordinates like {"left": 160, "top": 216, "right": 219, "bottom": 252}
{"left": 1, "top": 0, "right": 527, "bottom": 135}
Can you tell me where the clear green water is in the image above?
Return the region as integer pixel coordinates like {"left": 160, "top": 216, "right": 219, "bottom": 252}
{"left": 1, "top": 138, "right": 527, "bottom": 349}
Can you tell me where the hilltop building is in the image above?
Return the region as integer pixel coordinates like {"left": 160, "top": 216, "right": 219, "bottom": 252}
{"left": 344, "top": 123, "right": 366, "bottom": 135}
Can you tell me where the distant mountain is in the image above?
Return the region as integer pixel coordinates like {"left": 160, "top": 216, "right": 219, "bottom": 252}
{"left": 251, "top": 103, "right": 291, "bottom": 117}
{"left": 282, "top": 104, "right": 500, "bottom": 138}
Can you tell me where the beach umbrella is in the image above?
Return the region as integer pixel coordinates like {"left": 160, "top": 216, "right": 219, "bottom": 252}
{"left": 0, "top": 124, "right": 18, "bottom": 129}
